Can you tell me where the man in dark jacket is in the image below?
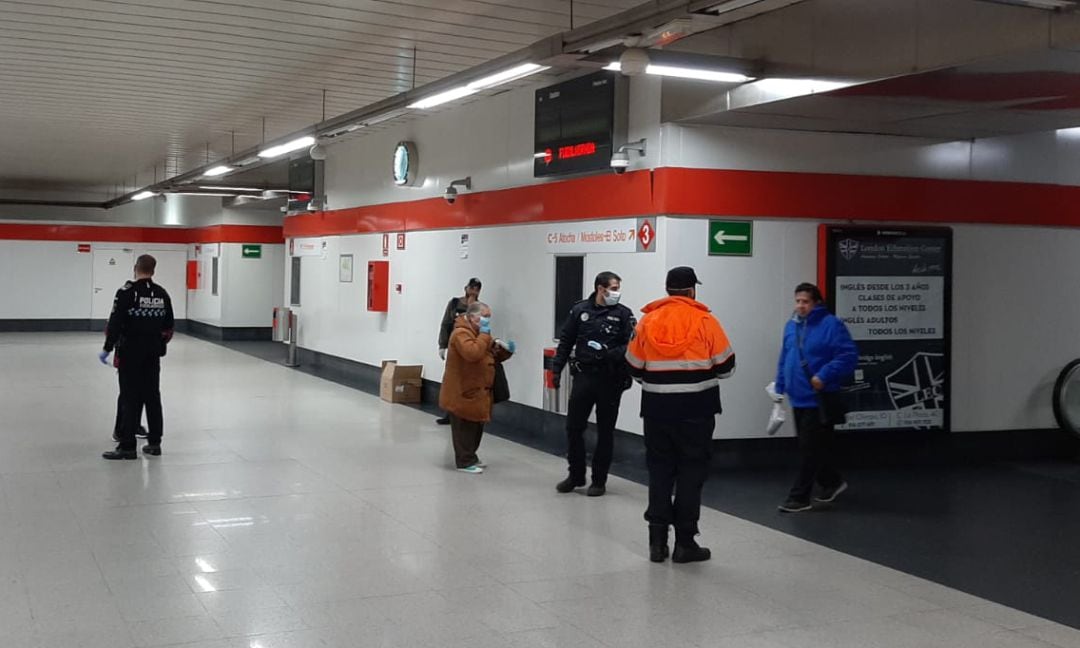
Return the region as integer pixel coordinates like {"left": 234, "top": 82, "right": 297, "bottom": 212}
{"left": 773, "top": 283, "right": 858, "bottom": 512}
{"left": 99, "top": 254, "right": 174, "bottom": 460}
{"left": 552, "top": 271, "right": 635, "bottom": 497}
{"left": 106, "top": 279, "right": 147, "bottom": 442}
{"left": 436, "top": 278, "right": 482, "bottom": 425}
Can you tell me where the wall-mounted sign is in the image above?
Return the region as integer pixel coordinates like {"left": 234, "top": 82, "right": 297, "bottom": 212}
{"left": 824, "top": 226, "right": 952, "bottom": 433}
{"left": 393, "top": 141, "right": 419, "bottom": 186}
{"left": 339, "top": 254, "right": 354, "bottom": 283}
{"left": 241, "top": 244, "right": 262, "bottom": 259}
{"left": 545, "top": 218, "right": 654, "bottom": 254}
{"left": 381, "top": 233, "right": 390, "bottom": 257}
{"left": 708, "top": 220, "right": 753, "bottom": 257}
{"left": 534, "top": 71, "right": 617, "bottom": 177}
{"left": 292, "top": 238, "right": 326, "bottom": 257}
{"left": 77, "top": 243, "right": 91, "bottom": 253}
{"left": 396, "top": 233, "right": 406, "bottom": 250}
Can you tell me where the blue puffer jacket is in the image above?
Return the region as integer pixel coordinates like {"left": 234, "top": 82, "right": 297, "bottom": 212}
{"left": 775, "top": 305, "right": 858, "bottom": 409}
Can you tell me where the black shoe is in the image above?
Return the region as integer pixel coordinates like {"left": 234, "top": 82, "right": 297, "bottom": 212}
{"left": 102, "top": 448, "right": 137, "bottom": 460}
{"left": 142, "top": 445, "right": 161, "bottom": 456}
{"left": 672, "top": 539, "right": 711, "bottom": 564}
{"left": 648, "top": 525, "right": 669, "bottom": 563}
{"left": 556, "top": 476, "right": 585, "bottom": 493}
{"left": 586, "top": 483, "right": 606, "bottom": 497}
{"left": 435, "top": 416, "right": 451, "bottom": 425}
{"left": 814, "top": 481, "right": 848, "bottom": 503}
{"left": 778, "top": 499, "right": 813, "bottom": 513}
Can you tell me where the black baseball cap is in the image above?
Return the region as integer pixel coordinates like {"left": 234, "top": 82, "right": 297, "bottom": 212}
{"left": 466, "top": 277, "right": 482, "bottom": 289}
{"left": 666, "top": 266, "right": 701, "bottom": 290}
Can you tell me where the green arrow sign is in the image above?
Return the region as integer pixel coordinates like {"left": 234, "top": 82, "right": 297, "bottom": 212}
{"left": 708, "top": 220, "right": 753, "bottom": 256}
{"left": 242, "top": 244, "right": 262, "bottom": 259}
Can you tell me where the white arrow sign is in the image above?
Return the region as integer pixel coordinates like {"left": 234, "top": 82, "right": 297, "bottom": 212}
{"left": 714, "top": 230, "right": 749, "bottom": 245}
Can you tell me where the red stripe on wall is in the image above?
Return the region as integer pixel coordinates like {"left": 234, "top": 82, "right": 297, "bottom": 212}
{"left": 0, "top": 223, "right": 283, "bottom": 244}
{"left": 283, "top": 167, "right": 1080, "bottom": 240}
{"left": 283, "top": 171, "right": 654, "bottom": 238}
{"left": 652, "top": 168, "right": 1080, "bottom": 226}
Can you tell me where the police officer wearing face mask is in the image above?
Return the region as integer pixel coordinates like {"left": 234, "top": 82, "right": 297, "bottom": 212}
{"left": 551, "top": 271, "right": 635, "bottom": 497}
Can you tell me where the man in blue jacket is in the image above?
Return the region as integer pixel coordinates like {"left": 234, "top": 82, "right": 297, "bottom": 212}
{"left": 774, "top": 283, "right": 858, "bottom": 512}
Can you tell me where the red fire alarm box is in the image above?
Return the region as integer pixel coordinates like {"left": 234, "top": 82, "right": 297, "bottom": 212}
{"left": 186, "top": 260, "right": 198, "bottom": 290}
{"left": 368, "top": 260, "right": 389, "bottom": 312}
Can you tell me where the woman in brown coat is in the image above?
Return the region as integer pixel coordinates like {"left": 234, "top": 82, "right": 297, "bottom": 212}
{"left": 439, "top": 301, "right": 514, "bottom": 473}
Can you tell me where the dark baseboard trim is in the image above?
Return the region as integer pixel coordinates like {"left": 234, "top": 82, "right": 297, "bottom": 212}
{"left": 184, "top": 320, "right": 271, "bottom": 342}
{"left": 263, "top": 346, "right": 1079, "bottom": 470}
{"left": 0, "top": 319, "right": 95, "bottom": 332}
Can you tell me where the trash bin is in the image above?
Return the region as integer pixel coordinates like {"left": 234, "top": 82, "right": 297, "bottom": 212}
{"left": 542, "top": 348, "right": 571, "bottom": 413}
{"left": 272, "top": 307, "right": 291, "bottom": 342}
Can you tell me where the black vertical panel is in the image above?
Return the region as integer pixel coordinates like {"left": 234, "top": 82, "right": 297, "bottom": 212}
{"left": 554, "top": 255, "right": 584, "bottom": 339}
{"left": 211, "top": 257, "right": 219, "bottom": 296}
{"left": 290, "top": 257, "right": 302, "bottom": 306}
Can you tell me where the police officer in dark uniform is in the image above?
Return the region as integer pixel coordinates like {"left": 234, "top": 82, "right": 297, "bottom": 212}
{"left": 99, "top": 254, "right": 175, "bottom": 460}
{"left": 552, "top": 271, "right": 635, "bottom": 496}
{"left": 105, "top": 279, "right": 148, "bottom": 442}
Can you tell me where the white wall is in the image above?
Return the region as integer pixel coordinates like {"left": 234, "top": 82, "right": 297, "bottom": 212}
{"left": 187, "top": 243, "right": 285, "bottom": 328}
{"left": 304, "top": 80, "right": 1080, "bottom": 438}
{"left": 285, "top": 223, "right": 671, "bottom": 435}
{"left": 222, "top": 243, "right": 285, "bottom": 327}
{"left": 0, "top": 240, "right": 187, "bottom": 320}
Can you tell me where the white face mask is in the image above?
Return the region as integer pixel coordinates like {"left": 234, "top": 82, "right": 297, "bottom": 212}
{"left": 603, "top": 290, "right": 621, "bottom": 306}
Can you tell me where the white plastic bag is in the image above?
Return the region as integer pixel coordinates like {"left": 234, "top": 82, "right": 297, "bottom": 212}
{"left": 766, "top": 402, "right": 786, "bottom": 436}
{"left": 765, "top": 382, "right": 785, "bottom": 435}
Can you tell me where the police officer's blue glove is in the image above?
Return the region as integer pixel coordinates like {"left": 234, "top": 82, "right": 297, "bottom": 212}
{"left": 98, "top": 350, "right": 110, "bottom": 365}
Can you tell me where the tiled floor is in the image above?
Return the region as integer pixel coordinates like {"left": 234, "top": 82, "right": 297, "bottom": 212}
{"left": 1, "top": 332, "right": 1077, "bottom": 648}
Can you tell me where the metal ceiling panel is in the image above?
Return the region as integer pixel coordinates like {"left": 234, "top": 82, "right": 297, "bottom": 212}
{"left": 0, "top": 0, "right": 643, "bottom": 196}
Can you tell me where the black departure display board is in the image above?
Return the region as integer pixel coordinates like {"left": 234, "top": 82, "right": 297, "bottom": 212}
{"left": 824, "top": 226, "right": 952, "bottom": 432}
{"left": 534, "top": 71, "right": 616, "bottom": 177}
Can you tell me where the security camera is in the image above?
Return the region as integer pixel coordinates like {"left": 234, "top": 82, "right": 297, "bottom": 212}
{"left": 444, "top": 176, "right": 471, "bottom": 205}
{"left": 611, "top": 139, "right": 647, "bottom": 174}
{"left": 610, "top": 151, "right": 630, "bottom": 174}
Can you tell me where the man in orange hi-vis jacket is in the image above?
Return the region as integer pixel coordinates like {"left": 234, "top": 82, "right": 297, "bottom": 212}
{"left": 626, "top": 266, "right": 735, "bottom": 565}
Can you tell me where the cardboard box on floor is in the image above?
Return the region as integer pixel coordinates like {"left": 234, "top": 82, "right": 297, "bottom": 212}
{"left": 380, "top": 361, "right": 423, "bottom": 403}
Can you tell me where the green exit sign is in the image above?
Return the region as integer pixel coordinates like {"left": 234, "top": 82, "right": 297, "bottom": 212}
{"left": 708, "top": 220, "right": 753, "bottom": 256}
{"left": 241, "top": 244, "right": 262, "bottom": 259}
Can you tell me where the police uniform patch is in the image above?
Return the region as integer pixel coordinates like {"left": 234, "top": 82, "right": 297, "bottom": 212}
{"left": 581, "top": 313, "right": 590, "bottom": 322}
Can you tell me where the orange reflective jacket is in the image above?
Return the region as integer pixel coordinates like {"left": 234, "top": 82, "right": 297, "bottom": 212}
{"left": 626, "top": 296, "right": 735, "bottom": 420}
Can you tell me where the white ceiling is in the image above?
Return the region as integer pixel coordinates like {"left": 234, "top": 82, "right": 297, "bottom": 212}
{"left": 0, "top": 0, "right": 643, "bottom": 196}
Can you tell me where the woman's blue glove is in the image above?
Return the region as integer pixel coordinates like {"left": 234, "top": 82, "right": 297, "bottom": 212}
{"left": 98, "top": 350, "right": 110, "bottom": 365}
{"left": 478, "top": 316, "right": 492, "bottom": 334}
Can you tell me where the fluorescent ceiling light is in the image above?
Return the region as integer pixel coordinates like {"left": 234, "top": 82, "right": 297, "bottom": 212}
{"left": 171, "top": 192, "right": 241, "bottom": 197}
{"left": 132, "top": 190, "right": 156, "bottom": 201}
{"left": 698, "top": 0, "right": 770, "bottom": 14}
{"left": 409, "top": 63, "right": 548, "bottom": 109}
{"left": 408, "top": 86, "right": 478, "bottom": 110}
{"left": 605, "top": 61, "right": 753, "bottom": 83}
{"left": 258, "top": 136, "right": 315, "bottom": 159}
{"left": 467, "top": 63, "right": 548, "bottom": 90}
{"left": 977, "top": 0, "right": 1076, "bottom": 8}
{"left": 202, "top": 165, "right": 234, "bottom": 177}
{"left": 198, "top": 186, "right": 270, "bottom": 191}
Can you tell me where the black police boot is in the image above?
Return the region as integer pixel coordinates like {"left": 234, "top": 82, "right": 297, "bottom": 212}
{"left": 556, "top": 476, "right": 585, "bottom": 493}
{"left": 102, "top": 447, "right": 137, "bottom": 461}
{"left": 142, "top": 444, "right": 161, "bottom": 456}
{"left": 649, "top": 525, "right": 669, "bottom": 563}
{"left": 586, "top": 481, "right": 606, "bottom": 497}
{"left": 672, "top": 532, "right": 711, "bottom": 564}
{"left": 435, "top": 414, "right": 451, "bottom": 425}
